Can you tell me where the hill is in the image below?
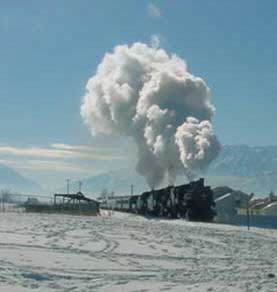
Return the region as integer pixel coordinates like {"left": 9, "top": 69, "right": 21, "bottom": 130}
{"left": 0, "top": 164, "right": 42, "bottom": 194}
{"left": 208, "top": 144, "right": 277, "bottom": 177}
{"left": 206, "top": 144, "right": 277, "bottom": 195}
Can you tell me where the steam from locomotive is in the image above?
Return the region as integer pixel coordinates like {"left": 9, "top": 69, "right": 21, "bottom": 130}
{"left": 81, "top": 43, "right": 220, "bottom": 187}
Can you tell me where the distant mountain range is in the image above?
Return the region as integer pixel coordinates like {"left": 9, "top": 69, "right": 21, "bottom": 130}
{"left": 208, "top": 144, "right": 277, "bottom": 177}
{"left": 57, "top": 144, "right": 277, "bottom": 198}
{"left": 0, "top": 164, "right": 42, "bottom": 194}
{"left": 206, "top": 144, "right": 277, "bottom": 195}
{"left": 1, "top": 144, "right": 277, "bottom": 197}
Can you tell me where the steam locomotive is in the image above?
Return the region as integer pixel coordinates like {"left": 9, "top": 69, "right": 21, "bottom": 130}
{"left": 101, "top": 178, "right": 216, "bottom": 222}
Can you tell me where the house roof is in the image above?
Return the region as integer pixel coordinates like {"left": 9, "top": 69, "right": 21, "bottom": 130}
{"left": 215, "top": 192, "right": 232, "bottom": 203}
{"left": 54, "top": 192, "right": 100, "bottom": 204}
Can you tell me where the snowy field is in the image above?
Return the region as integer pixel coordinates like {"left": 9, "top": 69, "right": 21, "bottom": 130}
{"left": 0, "top": 211, "right": 276, "bottom": 292}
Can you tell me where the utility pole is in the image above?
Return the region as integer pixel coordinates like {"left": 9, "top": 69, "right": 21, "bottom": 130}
{"left": 130, "top": 184, "right": 134, "bottom": 196}
{"left": 79, "top": 181, "right": 82, "bottom": 192}
{"left": 247, "top": 193, "right": 254, "bottom": 231}
{"left": 66, "top": 179, "right": 70, "bottom": 195}
{"left": 152, "top": 180, "right": 155, "bottom": 192}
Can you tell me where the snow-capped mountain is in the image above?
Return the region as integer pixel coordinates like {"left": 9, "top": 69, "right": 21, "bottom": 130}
{"left": 205, "top": 145, "right": 277, "bottom": 195}
{"left": 209, "top": 144, "right": 277, "bottom": 177}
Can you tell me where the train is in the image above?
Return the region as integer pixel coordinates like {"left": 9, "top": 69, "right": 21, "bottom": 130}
{"left": 101, "top": 178, "right": 216, "bottom": 222}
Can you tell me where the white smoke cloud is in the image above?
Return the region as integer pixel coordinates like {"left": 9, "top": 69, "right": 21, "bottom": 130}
{"left": 81, "top": 43, "right": 220, "bottom": 187}
{"left": 175, "top": 117, "right": 220, "bottom": 175}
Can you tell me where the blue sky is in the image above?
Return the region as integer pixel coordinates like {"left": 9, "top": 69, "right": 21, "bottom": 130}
{"left": 0, "top": 1, "right": 276, "bottom": 188}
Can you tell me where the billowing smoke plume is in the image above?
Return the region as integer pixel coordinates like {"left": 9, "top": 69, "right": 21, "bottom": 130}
{"left": 81, "top": 43, "right": 220, "bottom": 187}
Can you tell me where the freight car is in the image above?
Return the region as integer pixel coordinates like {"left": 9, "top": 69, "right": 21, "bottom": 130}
{"left": 101, "top": 178, "right": 216, "bottom": 222}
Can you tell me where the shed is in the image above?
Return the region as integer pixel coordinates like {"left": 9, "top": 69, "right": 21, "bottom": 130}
{"left": 25, "top": 192, "right": 100, "bottom": 216}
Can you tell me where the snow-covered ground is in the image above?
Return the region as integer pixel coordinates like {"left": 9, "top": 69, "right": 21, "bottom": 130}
{"left": 0, "top": 210, "right": 276, "bottom": 292}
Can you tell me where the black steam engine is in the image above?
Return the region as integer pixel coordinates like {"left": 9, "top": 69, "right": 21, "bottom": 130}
{"left": 101, "top": 178, "right": 216, "bottom": 222}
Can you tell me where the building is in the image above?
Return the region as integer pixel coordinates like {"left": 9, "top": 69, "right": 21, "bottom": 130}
{"left": 214, "top": 190, "right": 249, "bottom": 223}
